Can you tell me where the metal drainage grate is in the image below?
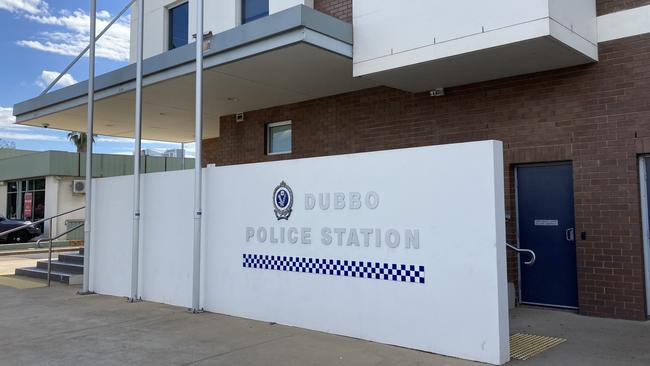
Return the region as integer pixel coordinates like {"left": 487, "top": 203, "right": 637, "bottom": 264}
{"left": 510, "top": 333, "right": 566, "bottom": 361}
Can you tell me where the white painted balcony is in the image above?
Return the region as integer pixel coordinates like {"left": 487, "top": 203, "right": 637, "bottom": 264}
{"left": 353, "top": 0, "right": 598, "bottom": 92}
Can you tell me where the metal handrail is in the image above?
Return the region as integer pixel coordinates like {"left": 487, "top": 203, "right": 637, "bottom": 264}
{"left": 0, "top": 206, "right": 85, "bottom": 238}
{"left": 507, "top": 243, "right": 536, "bottom": 266}
{"left": 37, "top": 223, "right": 85, "bottom": 287}
{"left": 40, "top": 0, "right": 136, "bottom": 95}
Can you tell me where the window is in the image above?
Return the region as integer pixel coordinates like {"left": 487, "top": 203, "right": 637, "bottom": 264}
{"left": 168, "top": 2, "right": 189, "bottom": 50}
{"left": 6, "top": 181, "right": 17, "bottom": 220}
{"left": 6, "top": 178, "right": 45, "bottom": 222}
{"left": 242, "top": 0, "right": 269, "bottom": 24}
{"left": 267, "top": 121, "right": 292, "bottom": 155}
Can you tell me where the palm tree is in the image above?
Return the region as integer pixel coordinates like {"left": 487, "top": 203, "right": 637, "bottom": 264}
{"left": 67, "top": 132, "right": 95, "bottom": 153}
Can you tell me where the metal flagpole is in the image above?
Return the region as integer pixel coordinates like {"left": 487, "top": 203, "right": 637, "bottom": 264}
{"left": 81, "top": 0, "right": 97, "bottom": 295}
{"left": 192, "top": 0, "right": 204, "bottom": 313}
{"left": 129, "top": 0, "right": 145, "bottom": 303}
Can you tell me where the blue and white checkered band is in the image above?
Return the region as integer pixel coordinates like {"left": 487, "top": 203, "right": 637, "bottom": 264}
{"left": 273, "top": 181, "right": 293, "bottom": 220}
{"left": 243, "top": 254, "right": 425, "bottom": 284}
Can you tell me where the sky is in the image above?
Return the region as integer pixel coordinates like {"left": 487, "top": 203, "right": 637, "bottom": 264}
{"left": 0, "top": 0, "right": 193, "bottom": 156}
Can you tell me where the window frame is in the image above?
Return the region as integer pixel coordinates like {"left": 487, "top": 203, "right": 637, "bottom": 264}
{"left": 266, "top": 120, "right": 292, "bottom": 156}
{"left": 6, "top": 178, "right": 45, "bottom": 220}
{"left": 167, "top": 1, "right": 189, "bottom": 51}
{"left": 241, "top": 0, "right": 269, "bottom": 25}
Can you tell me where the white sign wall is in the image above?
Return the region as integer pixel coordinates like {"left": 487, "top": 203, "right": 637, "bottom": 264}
{"left": 91, "top": 140, "right": 509, "bottom": 365}
{"left": 202, "top": 141, "right": 509, "bottom": 365}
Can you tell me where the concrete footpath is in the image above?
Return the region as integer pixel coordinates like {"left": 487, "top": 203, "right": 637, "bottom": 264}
{"left": 0, "top": 284, "right": 648, "bottom": 366}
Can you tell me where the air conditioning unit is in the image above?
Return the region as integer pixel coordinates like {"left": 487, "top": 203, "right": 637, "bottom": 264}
{"left": 72, "top": 180, "right": 86, "bottom": 194}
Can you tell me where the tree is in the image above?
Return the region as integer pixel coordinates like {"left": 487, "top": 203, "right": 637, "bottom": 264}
{"left": 67, "top": 132, "right": 95, "bottom": 153}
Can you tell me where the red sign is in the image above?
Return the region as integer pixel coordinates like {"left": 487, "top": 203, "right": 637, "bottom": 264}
{"left": 23, "top": 192, "right": 33, "bottom": 219}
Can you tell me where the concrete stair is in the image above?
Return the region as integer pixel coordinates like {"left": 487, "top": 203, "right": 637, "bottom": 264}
{"left": 15, "top": 249, "right": 84, "bottom": 285}
{"left": 58, "top": 252, "right": 84, "bottom": 266}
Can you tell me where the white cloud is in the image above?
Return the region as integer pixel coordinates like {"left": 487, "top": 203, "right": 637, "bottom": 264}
{"left": 0, "top": 107, "right": 16, "bottom": 127}
{"left": 10, "top": 3, "right": 131, "bottom": 62}
{"left": 111, "top": 150, "right": 135, "bottom": 156}
{"left": 95, "top": 136, "right": 135, "bottom": 144}
{"left": 0, "top": 124, "right": 28, "bottom": 131}
{"left": 0, "top": 0, "right": 47, "bottom": 14}
{"left": 0, "top": 131, "right": 65, "bottom": 141}
{"left": 36, "top": 70, "right": 77, "bottom": 89}
{"left": 0, "top": 110, "right": 67, "bottom": 142}
{"left": 182, "top": 143, "right": 195, "bottom": 153}
{"left": 96, "top": 136, "right": 180, "bottom": 146}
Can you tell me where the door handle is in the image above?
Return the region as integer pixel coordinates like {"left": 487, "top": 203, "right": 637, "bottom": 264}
{"left": 566, "top": 228, "right": 575, "bottom": 242}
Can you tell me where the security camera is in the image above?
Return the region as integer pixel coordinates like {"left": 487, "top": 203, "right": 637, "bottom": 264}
{"left": 42, "top": 123, "right": 50, "bottom": 128}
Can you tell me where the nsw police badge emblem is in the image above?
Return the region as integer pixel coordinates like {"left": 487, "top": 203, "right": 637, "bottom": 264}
{"left": 273, "top": 181, "right": 293, "bottom": 220}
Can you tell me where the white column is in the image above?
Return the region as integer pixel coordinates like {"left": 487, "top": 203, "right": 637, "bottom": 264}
{"left": 81, "top": 0, "right": 97, "bottom": 294}
{"left": 43, "top": 177, "right": 59, "bottom": 237}
{"left": 269, "top": 0, "right": 314, "bottom": 14}
{"left": 130, "top": 0, "right": 145, "bottom": 302}
{"left": 192, "top": 0, "right": 204, "bottom": 313}
{"left": 0, "top": 184, "right": 7, "bottom": 218}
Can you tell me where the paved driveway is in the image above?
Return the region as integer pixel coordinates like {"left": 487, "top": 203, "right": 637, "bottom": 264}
{"left": 0, "top": 253, "right": 42, "bottom": 275}
{"left": 0, "top": 283, "right": 648, "bottom": 366}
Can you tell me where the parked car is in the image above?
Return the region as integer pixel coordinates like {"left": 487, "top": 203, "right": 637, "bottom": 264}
{"left": 0, "top": 216, "right": 42, "bottom": 244}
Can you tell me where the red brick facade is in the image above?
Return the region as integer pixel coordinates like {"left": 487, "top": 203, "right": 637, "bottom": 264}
{"left": 313, "top": 0, "right": 650, "bottom": 22}
{"left": 314, "top": 0, "right": 352, "bottom": 23}
{"left": 203, "top": 32, "right": 650, "bottom": 320}
{"left": 597, "top": 0, "right": 650, "bottom": 15}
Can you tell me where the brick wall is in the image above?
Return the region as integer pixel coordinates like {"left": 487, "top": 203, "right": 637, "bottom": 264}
{"left": 312, "top": 0, "right": 650, "bottom": 20}
{"left": 314, "top": 0, "right": 352, "bottom": 22}
{"left": 597, "top": 0, "right": 650, "bottom": 15}
{"left": 203, "top": 34, "right": 650, "bottom": 320}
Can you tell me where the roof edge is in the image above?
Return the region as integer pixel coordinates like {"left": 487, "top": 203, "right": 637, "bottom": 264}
{"left": 13, "top": 5, "right": 352, "bottom": 117}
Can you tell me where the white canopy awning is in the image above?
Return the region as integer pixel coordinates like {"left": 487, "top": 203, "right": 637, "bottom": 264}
{"left": 13, "top": 6, "right": 375, "bottom": 142}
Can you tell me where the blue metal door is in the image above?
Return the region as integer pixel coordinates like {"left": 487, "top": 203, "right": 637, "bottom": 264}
{"left": 517, "top": 163, "right": 578, "bottom": 308}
